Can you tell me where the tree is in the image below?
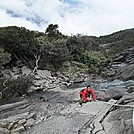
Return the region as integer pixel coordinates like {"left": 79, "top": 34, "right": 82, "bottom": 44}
{"left": 45, "top": 24, "right": 64, "bottom": 40}
{"left": 66, "top": 36, "right": 85, "bottom": 62}
{"left": 0, "top": 26, "right": 39, "bottom": 67}
{"left": 0, "top": 47, "right": 11, "bottom": 70}
{"left": 40, "top": 39, "right": 69, "bottom": 69}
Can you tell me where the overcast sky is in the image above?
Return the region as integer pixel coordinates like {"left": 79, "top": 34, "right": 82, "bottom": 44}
{"left": 0, "top": 0, "right": 134, "bottom": 36}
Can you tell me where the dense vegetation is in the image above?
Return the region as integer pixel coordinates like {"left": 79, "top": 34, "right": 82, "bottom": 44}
{"left": 0, "top": 25, "right": 134, "bottom": 100}
{"left": 0, "top": 75, "right": 34, "bottom": 100}
{"left": 0, "top": 25, "right": 108, "bottom": 72}
{"left": 0, "top": 25, "right": 134, "bottom": 73}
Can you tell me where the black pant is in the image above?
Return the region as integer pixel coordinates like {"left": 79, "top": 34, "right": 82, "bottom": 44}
{"left": 80, "top": 93, "right": 90, "bottom": 98}
{"left": 79, "top": 93, "right": 91, "bottom": 105}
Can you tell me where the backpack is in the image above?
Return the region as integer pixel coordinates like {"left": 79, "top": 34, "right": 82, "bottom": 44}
{"left": 80, "top": 89, "right": 85, "bottom": 92}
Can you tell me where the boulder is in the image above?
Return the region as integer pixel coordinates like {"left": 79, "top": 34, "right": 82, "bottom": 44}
{"left": 113, "top": 64, "right": 134, "bottom": 80}
{"left": 128, "top": 86, "right": 134, "bottom": 93}
{"left": 10, "top": 126, "right": 25, "bottom": 133}
{"left": 118, "top": 92, "right": 134, "bottom": 105}
{"left": 24, "top": 118, "right": 35, "bottom": 128}
{"left": 0, "top": 127, "right": 9, "bottom": 134}
{"left": 36, "top": 70, "right": 51, "bottom": 79}
{"left": 95, "top": 88, "right": 126, "bottom": 101}
{"left": 21, "top": 66, "right": 31, "bottom": 75}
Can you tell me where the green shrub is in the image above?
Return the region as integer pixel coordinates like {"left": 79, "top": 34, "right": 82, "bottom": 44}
{"left": 0, "top": 75, "right": 34, "bottom": 100}
{"left": 40, "top": 39, "right": 69, "bottom": 69}
{"left": 0, "top": 26, "right": 39, "bottom": 67}
{"left": 0, "top": 47, "right": 11, "bottom": 70}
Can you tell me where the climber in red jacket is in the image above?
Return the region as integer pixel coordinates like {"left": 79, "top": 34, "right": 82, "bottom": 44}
{"left": 79, "top": 85, "right": 97, "bottom": 107}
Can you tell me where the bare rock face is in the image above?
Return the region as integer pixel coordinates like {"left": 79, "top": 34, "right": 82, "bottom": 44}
{"left": 102, "top": 92, "right": 134, "bottom": 134}
{"left": 0, "top": 100, "right": 36, "bottom": 134}
{"left": 95, "top": 88, "right": 125, "bottom": 101}
{"left": 114, "top": 64, "right": 134, "bottom": 80}
{"left": 107, "top": 47, "right": 134, "bottom": 81}
{"left": 1, "top": 83, "right": 133, "bottom": 134}
{"left": 94, "top": 79, "right": 134, "bottom": 101}
{"left": 102, "top": 108, "right": 133, "bottom": 134}
{"left": 98, "top": 47, "right": 134, "bottom": 134}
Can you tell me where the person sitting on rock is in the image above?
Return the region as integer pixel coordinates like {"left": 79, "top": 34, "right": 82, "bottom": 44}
{"left": 79, "top": 85, "right": 97, "bottom": 107}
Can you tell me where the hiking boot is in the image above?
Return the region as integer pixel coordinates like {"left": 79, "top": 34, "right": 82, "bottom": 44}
{"left": 79, "top": 104, "right": 82, "bottom": 107}
{"left": 79, "top": 99, "right": 83, "bottom": 105}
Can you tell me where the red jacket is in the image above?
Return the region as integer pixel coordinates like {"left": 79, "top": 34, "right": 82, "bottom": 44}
{"left": 79, "top": 88, "right": 96, "bottom": 101}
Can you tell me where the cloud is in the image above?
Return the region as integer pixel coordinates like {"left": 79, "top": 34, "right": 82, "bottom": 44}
{"left": 0, "top": 0, "right": 134, "bottom": 36}
{"left": 0, "top": 8, "right": 39, "bottom": 31}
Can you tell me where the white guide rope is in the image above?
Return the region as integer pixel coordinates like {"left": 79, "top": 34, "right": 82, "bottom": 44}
{"left": 133, "top": 108, "right": 134, "bottom": 131}
{"left": 104, "top": 102, "right": 134, "bottom": 108}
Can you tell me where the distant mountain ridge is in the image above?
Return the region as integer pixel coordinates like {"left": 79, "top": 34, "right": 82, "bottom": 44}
{"left": 98, "top": 28, "right": 134, "bottom": 55}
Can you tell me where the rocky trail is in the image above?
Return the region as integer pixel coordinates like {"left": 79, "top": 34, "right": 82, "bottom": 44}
{"left": 0, "top": 87, "right": 118, "bottom": 134}
{"left": 24, "top": 100, "right": 116, "bottom": 134}
{"left": 1, "top": 47, "right": 134, "bottom": 134}
{"left": 0, "top": 76, "right": 134, "bottom": 134}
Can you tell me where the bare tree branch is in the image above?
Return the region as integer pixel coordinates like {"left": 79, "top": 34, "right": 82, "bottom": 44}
{"left": 32, "top": 54, "right": 41, "bottom": 73}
